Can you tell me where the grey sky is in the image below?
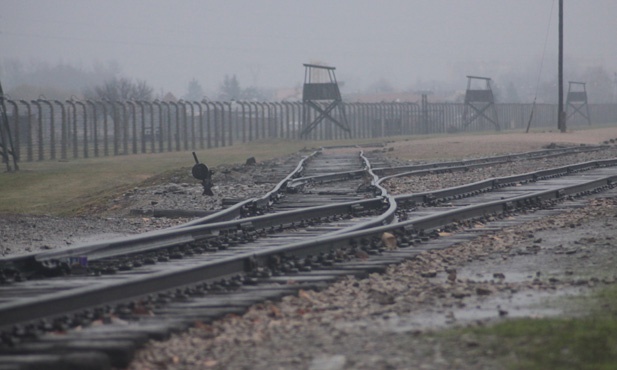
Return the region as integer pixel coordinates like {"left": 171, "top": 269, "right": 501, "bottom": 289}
{"left": 1, "top": 0, "right": 616, "bottom": 96}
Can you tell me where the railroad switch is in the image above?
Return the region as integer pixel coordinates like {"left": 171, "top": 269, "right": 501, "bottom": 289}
{"left": 191, "top": 152, "right": 214, "bottom": 196}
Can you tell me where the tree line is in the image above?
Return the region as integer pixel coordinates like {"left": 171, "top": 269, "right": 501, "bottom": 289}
{"left": 0, "top": 58, "right": 271, "bottom": 103}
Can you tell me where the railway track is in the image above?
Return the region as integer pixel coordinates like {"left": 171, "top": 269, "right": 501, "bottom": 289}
{"left": 1, "top": 146, "right": 616, "bottom": 369}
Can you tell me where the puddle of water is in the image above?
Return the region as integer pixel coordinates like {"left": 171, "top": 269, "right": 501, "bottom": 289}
{"left": 450, "top": 270, "right": 535, "bottom": 284}
{"left": 335, "top": 288, "right": 580, "bottom": 335}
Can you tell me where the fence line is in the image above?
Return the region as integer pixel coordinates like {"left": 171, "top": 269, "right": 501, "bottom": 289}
{"left": 4, "top": 99, "right": 617, "bottom": 162}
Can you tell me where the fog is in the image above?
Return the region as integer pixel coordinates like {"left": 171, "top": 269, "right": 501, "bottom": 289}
{"left": 2, "top": 0, "right": 616, "bottom": 100}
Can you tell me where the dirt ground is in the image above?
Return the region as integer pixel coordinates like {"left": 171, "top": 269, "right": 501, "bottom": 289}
{"left": 384, "top": 127, "right": 617, "bottom": 161}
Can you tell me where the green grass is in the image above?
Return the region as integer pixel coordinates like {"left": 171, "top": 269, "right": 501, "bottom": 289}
{"left": 0, "top": 138, "right": 386, "bottom": 216}
{"left": 444, "top": 286, "right": 617, "bottom": 370}
{"left": 2, "top": 125, "right": 615, "bottom": 216}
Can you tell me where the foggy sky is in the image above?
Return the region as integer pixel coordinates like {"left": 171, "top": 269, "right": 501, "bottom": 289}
{"left": 2, "top": 0, "right": 616, "bottom": 96}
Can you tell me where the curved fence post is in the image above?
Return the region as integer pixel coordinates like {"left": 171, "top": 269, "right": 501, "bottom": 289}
{"left": 136, "top": 101, "right": 146, "bottom": 153}
{"left": 38, "top": 99, "right": 56, "bottom": 160}
{"left": 237, "top": 101, "right": 248, "bottom": 143}
{"left": 268, "top": 102, "right": 277, "bottom": 139}
{"left": 6, "top": 99, "right": 20, "bottom": 162}
{"left": 273, "top": 102, "right": 284, "bottom": 139}
{"left": 176, "top": 100, "right": 186, "bottom": 151}
{"left": 213, "top": 102, "right": 225, "bottom": 147}
{"left": 103, "top": 99, "right": 118, "bottom": 155}
{"left": 86, "top": 100, "right": 99, "bottom": 157}
{"left": 257, "top": 102, "right": 267, "bottom": 140}
{"left": 75, "top": 100, "right": 87, "bottom": 158}
{"left": 152, "top": 100, "right": 163, "bottom": 152}
{"left": 264, "top": 102, "right": 273, "bottom": 139}
{"left": 201, "top": 100, "right": 212, "bottom": 149}
{"left": 262, "top": 101, "right": 270, "bottom": 140}
{"left": 126, "top": 100, "right": 137, "bottom": 154}
{"left": 361, "top": 102, "right": 368, "bottom": 138}
{"left": 226, "top": 101, "right": 233, "bottom": 146}
{"left": 281, "top": 101, "right": 291, "bottom": 139}
{"left": 159, "top": 101, "right": 171, "bottom": 152}
{"left": 170, "top": 100, "right": 180, "bottom": 151}
{"left": 193, "top": 101, "right": 204, "bottom": 149}
{"left": 293, "top": 101, "right": 302, "bottom": 139}
{"left": 144, "top": 100, "right": 155, "bottom": 153}
{"left": 403, "top": 102, "right": 411, "bottom": 136}
{"left": 253, "top": 102, "right": 261, "bottom": 140}
{"left": 18, "top": 100, "right": 33, "bottom": 161}
{"left": 52, "top": 100, "right": 67, "bottom": 160}
{"left": 66, "top": 99, "right": 78, "bottom": 158}
{"left": 186, "top": 101, "right": 196, "bottom": 150}
{"left": 101, "top": 100, "right": 111, "bottom": 156}
{"left": 354, "top": 102, "right": 363, "bottom": 138}
{"left": 248, "top": 102, "right": 259, "bottom": 141}
{"left": 31, "top": 100, "right": 43, "bottom": 160}
{"left": 370, "top": 103, "right": 378, "bottom": 138}
{"left": 205, "top": 101, "right": 217, "bottom": 148}
{"left": 346, "top": 103, "right": 355, "bottom": 139}
{"left": 363, "top": 103, "right": 370, "bottom": 138}
{"left": 115, "top": 100, "right": 128, "bottom": 155}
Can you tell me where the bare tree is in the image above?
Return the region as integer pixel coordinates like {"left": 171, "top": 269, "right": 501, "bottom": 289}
{"left": 85, "top": 77, "right": 153, "bottom": 101}
{"left": 218, "top": 75, "right": 241, "bottom": 101}
{"left": 2, "top": 58, "right": 121, "bottom": 99}
{"left": 183, "top": 78, "right": 205, "bottom": 101}
{"left": 367, "top": 78, "right": 395, "bottom": 94}
{"left": 83, "top": 78, "right": 154, "bottom": 154}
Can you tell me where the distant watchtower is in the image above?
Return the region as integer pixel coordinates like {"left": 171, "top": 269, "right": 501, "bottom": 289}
{"left": 300, "top": 64, "right": 350, "bottom": 138}
{"left": 566, "top": 81, "right": 591, "bottom": 125}
{"left": 462, "top": 75, "right": 500, "bottom": 131}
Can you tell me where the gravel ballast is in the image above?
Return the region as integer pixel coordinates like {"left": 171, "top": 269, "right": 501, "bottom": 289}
{"left": 3, "top": 128, "right": 617, "bottom": 369}
{"left": 126, "top": 193, "right": 617, "bottom": 370}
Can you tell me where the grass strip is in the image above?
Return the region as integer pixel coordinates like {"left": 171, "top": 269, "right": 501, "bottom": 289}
{"left": 442, "top": 286, "right": 617, "bottom": 369}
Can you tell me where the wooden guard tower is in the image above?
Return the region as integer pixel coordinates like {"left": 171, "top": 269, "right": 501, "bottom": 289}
{"left": 566, "top": 81, "right": 591, "bottom": 125}
{"left": 462, "top": 75, "right": 500, "bottom": 131}
{"left": 0, "top": 81, "right": 18, "bottom": 171}
{"left": 300, "top": 63, "right": 350, "bottom": 138}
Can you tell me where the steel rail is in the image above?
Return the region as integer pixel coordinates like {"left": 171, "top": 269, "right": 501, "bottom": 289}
{"left": 2, "top": 157, "right": 614, "bottom": 274}
{"left": 400, "top": 172, "right": 617, "bottom": 234}
{"left": 177, "top": 145, "right": 606, "bottom": 228}
{"left": 1, "top": 152, "right": 615, "bottom": 369}
{"left": 287, "top": 169, "right": 367, "bottom": 190}
{"left": 373, "top": 144, "right": 606, "bottom": 178}
{"left": 176, "top": 150, "right": 319, "bottom": 228}
{"left": 395, "top": 158, "right": 617, "bottom": 206}
{"left": 323, "top": 151, "right": 399, "bottom": 236}
{"left": 327, "top": 151, "right": 397, "bottom": 234}
{"left": 0, "top": 150, "right": 382, "bottom": 270}
{"left": 30, "top": 198, "right": 385, "bottom": 262}
{"left": 1, "top": 169, "right": 616, "bottom": 330}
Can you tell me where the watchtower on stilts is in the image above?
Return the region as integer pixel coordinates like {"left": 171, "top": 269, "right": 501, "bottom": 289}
{"left": 300, "top": 64, "right": 350, "bottom": 138}
{"left": 462, "top": 75, "right": 500, "bottom": 131}
{"left": 566, "top": 81, "right": 591, "bottom": 125}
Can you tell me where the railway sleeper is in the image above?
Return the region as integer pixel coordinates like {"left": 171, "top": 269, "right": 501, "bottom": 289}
{"left": 3, "top": 154, "right": 617, "bottom": 366}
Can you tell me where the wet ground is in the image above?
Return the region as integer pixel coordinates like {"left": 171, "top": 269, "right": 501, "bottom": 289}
{"left": 129, "top": 189, "right": 617, "bottom": 369}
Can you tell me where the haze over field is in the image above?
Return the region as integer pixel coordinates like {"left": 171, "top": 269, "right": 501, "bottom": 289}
{"left": 1, "top": 0, "right": 616, "bottom": 101}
